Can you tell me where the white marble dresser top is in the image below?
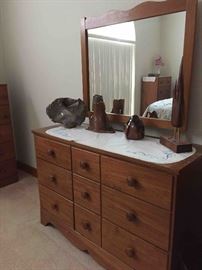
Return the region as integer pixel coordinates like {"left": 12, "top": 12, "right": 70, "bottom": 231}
{"left": 46, "top": 124, "right": 195, "bottom": 165}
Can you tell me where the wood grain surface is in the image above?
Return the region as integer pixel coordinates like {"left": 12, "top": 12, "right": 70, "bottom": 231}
{"left": 72, "top": 147, "right": 100, "bottom": 182}
{"left": 102, "top": 186, "right": 170, "bottom": 251}
{"left": 75, "top": 204, "right": 101, "bottom": 246}
{"left": 101, "top": 155, "right": 173, "bottom": 210}
{"left": 102, "top": 219, "right": 168, "bottom": 270}
{"left": 73, "top": 174, "right": 100, "bottom": 214}
{"left": 37, "top": 158, "right": 73, "bottom": 200}
{"left": 35, "top": 136, "right": 71, "bottom": 170}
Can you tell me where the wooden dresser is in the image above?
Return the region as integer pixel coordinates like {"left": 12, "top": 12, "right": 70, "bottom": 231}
{"left": 33, "top": 126, "right": 202, "bottom": 270}
{"left": 0, "top": 84, "right": 18, "bottom": 187}
{"left": 141, "top": 76, "right": 171, "bottom": 115}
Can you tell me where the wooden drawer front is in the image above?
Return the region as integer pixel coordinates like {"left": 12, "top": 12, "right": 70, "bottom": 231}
{"left": 0, "top": 142, "right": 15, "bottom": 162}
{"left": 72, "top": 147, "right": 100, "bottom": 182}
{"left": 0, "top": 125, "right": 12, "bottom": 143}
{"left": 39, "top": 185, "right": 73, "bottom": 229}
{"left": 158, "top": 77, "right": 171, "bottom": 86}
{"left": 102, "top": 186, "right": 170, "bottom": 250}
{"left": 0, "top": 85, "right": 8, "bottom": 105}
{"left": 73, "top": 174, "right": 100, "bottom": 214}
{"left": 37, "top": 159, "right": 73, "bottom": 200}
{"left": 0, "top": 159, "right": 17, "bottom": 180}
{"left": 0, "top": 106, "right": 10, "bottom": 124}
{"left": 102, "top": 219, "right": 168, "bottom": 270}
{"left": 101, "top": 156, "right": 172, "bottom": 210}
{"left": 158, "top": 86, "right": 171, "bottom": 100}
{"left": 75, "top": 205, "right": 101, "bottom": 246}
{"left": 35, "top": 136, "right": 71, "bottom": 170}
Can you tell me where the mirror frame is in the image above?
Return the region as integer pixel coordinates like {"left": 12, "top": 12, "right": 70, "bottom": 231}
{"left": 81, "top": 0, "right": 197, "bottom": 130}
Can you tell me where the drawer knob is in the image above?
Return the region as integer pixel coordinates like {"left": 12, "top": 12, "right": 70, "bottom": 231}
{"left": 47, "top": 149, "right": 55, "bottom": 157}
{"left": 81, "top": 191, "right": 90, "bottom": 200}
{"left": 125, "top": 247, "right": 135, "bottom": 258}
{"left": 82, "top": 222, "right": 91, "bottom": 231}
{"left": 49, "top": 175, "right": 57, "bottom": 183}
{"left": 126, "top": 211, "right": 137, "bottom": 223}
{"left": 52, "top": 203, "right": 59, "bottom": 211}
{"left": 127, "top": 177, "right": 138, "bottom": 188}
{"left": 80, "top": 161, "right": 89, "bottom": 170}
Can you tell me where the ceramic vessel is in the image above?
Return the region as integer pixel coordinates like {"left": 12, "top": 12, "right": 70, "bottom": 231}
{"left": 125, "top": 115, "right": 144, "bottom": 140}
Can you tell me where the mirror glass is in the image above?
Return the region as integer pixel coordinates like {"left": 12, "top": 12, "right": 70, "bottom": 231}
{"left": 88, "top": 11, "right": 186, "bottom": 120}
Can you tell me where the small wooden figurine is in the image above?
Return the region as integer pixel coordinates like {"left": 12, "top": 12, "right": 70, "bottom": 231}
{"left": 111, "top": 99, "right": 125, "bottom": 114}
{"left": 88, "top": 95, "right": 114, "bottom": 133}
{"left": 146, "top": 111, "right": 158, "bottom": 118}
{"left": 125, "top": 115, "right": 144, "bottom": 140}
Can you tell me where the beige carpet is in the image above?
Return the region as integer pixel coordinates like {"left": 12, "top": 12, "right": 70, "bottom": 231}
{"left": 0, "top": 171, "right": 104, "bottom": 270}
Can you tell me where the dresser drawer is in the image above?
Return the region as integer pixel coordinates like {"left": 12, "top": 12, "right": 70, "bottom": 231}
{"left": 158, "top": 77, "right": 171, "bottom": 86}
{"left": 158, "top": 86, "right": 171, "bottom": 100}
{"left": 72, "top": 147, "right": 100, "bottom": 182}
{"left": 0, "top": 159, "right": 17, "bottom": 180}
{"left": 0, "top": 106, "right": 10, "bottom": 124}
{"left": 0, "top": 142, "right": 15, "bottom": 162}
{"left": 75, "top": 205, "right": 101, "bottom": 246}
{"left": 39, "top": 185, "right": 73, "bottom": 229}
{"left": 0, "top": 85, "right": 9, "bottom": 105}
{"left": 101, "top": 156, "right": 172, "bottom": 210}
{"left": 102, "top": 186, "right": 170, "bottom": 250}
{"left": 37, "top": 159, "right": 73, "bottom": 200}
{"left": 35, "top": 136, "right": 71, "bottom": 170}
{"left": 73, "top": 174, "right": 100, "bottom": 214}
{"left": 102, "top": 219, "right": 167, "bottom": 270}
{"left": 0, "top": 125, "right": 12, "bottom": 143}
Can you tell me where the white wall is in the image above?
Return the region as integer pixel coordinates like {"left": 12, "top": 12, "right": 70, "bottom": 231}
{"left": 187, "top": 0, "right": 202, "bottom": 144}
{"left": 0, "top": 0, "right": 201, "bottom": 167}
{"left": 135, "top": 17, "right": 161, "bottom": 114}
{"left": 0, "top": 0, "right": 136, "bottom": 167}
{"left": 160, "top": 12, "right": 186, "bottom": 89}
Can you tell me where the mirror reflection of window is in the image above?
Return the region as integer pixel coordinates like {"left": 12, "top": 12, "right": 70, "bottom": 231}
{"left": 87, "top": 11, "right": 186, "bottom": 120}
{"left": 88, "top": 22, "right": 136, "bottom": 115}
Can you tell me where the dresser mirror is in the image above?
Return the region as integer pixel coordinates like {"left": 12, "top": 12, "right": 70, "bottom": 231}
{"left": 81, "top": 0, "right": 197, "bottom": 130}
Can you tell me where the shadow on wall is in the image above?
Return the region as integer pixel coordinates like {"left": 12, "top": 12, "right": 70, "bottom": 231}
{"left": 187, "top": 0, "right": 202, "bottom": 144}
{"left": 9, "top": 80, "right": 41, "bottom": 167}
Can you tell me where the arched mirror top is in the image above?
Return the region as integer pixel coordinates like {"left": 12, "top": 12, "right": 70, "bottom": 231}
{"left": 81, "top": 0, "right": 197, "bottom": 130}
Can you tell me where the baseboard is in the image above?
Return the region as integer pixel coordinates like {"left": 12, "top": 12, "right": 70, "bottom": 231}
{"left": 17, "top": 161, "right": 37, "bottom": 177}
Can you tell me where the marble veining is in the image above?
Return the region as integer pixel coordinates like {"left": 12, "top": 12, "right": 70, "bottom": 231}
{"left": 46, "top": 124, "right": 195, "bottom": 164}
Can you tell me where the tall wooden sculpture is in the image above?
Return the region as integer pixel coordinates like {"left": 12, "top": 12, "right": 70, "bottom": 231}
{"left": 88, "top": 95, "right": 114, "bottom": 133}
{"left": 160, "top": 58, "right": 192, "bottom": 153}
